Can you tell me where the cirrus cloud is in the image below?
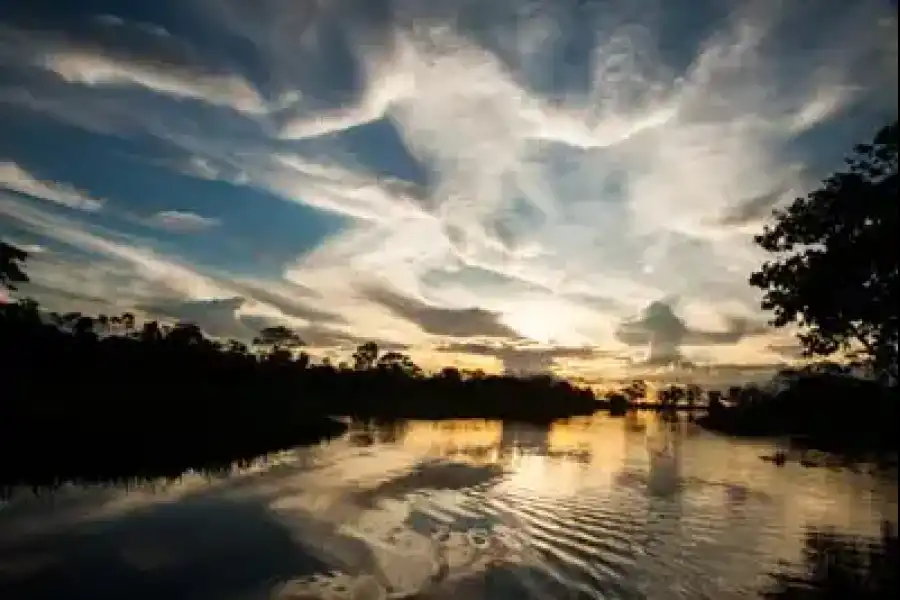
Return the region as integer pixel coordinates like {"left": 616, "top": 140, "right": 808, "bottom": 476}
{"left": 0, "top": 0, "right": 895, "bottom": 384}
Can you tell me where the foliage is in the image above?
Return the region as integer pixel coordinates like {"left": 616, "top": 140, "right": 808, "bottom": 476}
{"left": 698, "top": 371, "right": 897, "bottom": 457}
{"left": 352, "top": 341, "right": 379, "bottom": 370}
{"left": 253, "top": 325, "right": 304, "bottom": 352}
{"left": 749, "top": 121, "right": 898, "bottom": 381}
{"left": 0, "top": 241, "right": 29, "bottom": 291}
{"left": 0, "top": 246, "right": 600, "bottom": 484}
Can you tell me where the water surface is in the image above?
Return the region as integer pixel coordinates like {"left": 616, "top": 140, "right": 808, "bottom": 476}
{"left": 0, "top": 412, "right": 896, "bottom": 599}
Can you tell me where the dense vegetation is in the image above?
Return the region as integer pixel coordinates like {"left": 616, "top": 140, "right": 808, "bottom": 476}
{"left": 0, "top": 245, "right": 598, "bottom": 484}
{"left": 697, "top": 366, "right": 897, "bottom": 461}
{"left": 749, "top": 121, "right": 898, "bottom": 383}
{"left": 699, "top": 121, "right": 899, "bottom": 458}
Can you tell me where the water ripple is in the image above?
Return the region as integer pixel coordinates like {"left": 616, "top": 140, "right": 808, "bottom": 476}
{"left": 1, "top": 413, "right": 895, "bottom": 599}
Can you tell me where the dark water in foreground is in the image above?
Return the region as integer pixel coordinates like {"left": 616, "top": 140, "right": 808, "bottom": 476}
{"left": 0, "top": 412, "right": 896, "bottom": 599}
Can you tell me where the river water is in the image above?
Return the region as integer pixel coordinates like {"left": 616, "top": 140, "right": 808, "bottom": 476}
{"left": 0, "top": 412, "right": 896, "bottom": 599}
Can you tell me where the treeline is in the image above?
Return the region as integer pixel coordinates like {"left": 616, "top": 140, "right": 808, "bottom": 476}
{"left": 0, "top": 299, "right": 599, "bottom": 420}
{"left": 0, "top": 295, "right": 601, "bottom": 484}
{"left": 698, "top": 368, "right": 897, "bottom": 458}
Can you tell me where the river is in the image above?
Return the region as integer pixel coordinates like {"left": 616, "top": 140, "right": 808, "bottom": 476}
{"left": 0, "top": 412, "right": 896, "bottom": 599}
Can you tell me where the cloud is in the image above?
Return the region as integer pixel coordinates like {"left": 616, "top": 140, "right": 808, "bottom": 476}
{"left": 144, "top": 296, "right": 408, "bottom": 352}
{"left": 0, "top": 237, "right": 45, "bottom": 255}
{"left": 615, "top": 300, "right": 767, "bottom": 366}
{"left": 40, "top": 49, "right": 266, "bottom": 115}
{"left": 224, "top": 278, "right": 347, "bottom": 326}
{"left": 0, "top": 18, "right": 265, "bottom": 116}
{"left": 0, "top": 197, "right": 404, "bottom": 352}
{"left": 361, "top": 284, "right": 523, "bottom": 340}
{"left": 142, "top": 296, "right": 253, "bottom": 339}
{"left": 717, "top": 188, "right": 789, "bottom": 228}
{"left": 0, "top": 0, "right": 895, "bottom": 382}
{"left": 436, "top": 340, "right": 619, "bottom": 375}
{"left": 0, "top": 161, "right": 104, "bottom": 211}
{"left": 766, "top": 341, "right": 807, "bottom": 360}
{"left": 7, "top": 246, "right": 184, "bottom": 317}
{"left": 0, "top": 197, "right": 225, "bottom": 299}
{"left": 148, "top": 210, "right": 220, "bottom": 233}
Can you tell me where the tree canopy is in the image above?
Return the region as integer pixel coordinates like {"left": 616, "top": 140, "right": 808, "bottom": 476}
{"left": 749, "top": 121, "right": 898, "bottom": 380}
{"left": 0, "top": 241, "right": 29, "bottom": 292}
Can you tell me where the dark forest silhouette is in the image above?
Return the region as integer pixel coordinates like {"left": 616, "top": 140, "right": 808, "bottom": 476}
{"left": 749, "top": 121, "right": 898, "bottom": 383}
{"left": 0, "top": 245, "right": 599, "bottom": 485}
{"left": 697, "top": 366, "right": 897, "bottom": 462}
{"left": 701, "top": 120, "right": 899, "bottom": 457}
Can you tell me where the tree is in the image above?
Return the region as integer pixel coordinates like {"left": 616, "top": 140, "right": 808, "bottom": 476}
{"left": 749, "top": 121, "right": 898, "bottom": 381}
{"left": 253, "top": 326, "right": 304, "bottom": 354}
{"left": 352, "top": 341, "right": 379, "bottom": 370}
{"left": 0, "top": 241, "right": 29, "bottom": 291}
{"left": 438, "top": 366, "right": 463, "bottom": 383}
{"left": 72, "top": 315, "right": 96, "bottom": 338}
{"left": 166, "top": 323, "right": 206, "bottom": 347}
{"left": 623, "top": 379, "right": 647, "bottom": 404}
{"left": 377, "top": 351, "right": 423, "bottom": 378}
{"left": 685, "top": 384, "right": 703, "bottom": 408}
{"left": 658, "top": 385, "right": 684, "bottom": 408}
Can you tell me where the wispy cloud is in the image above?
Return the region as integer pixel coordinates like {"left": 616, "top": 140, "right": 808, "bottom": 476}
{"left": 0, "top": 197, "right": 224, "bottom": 299}
{"left": 40, "top": 49, "right": 266, "bottom": 115}
{"left": 148, "top": 209, "right": 220, "bottom": 233}
{"left": 0, "top": 0, "right": 895, "bottom": 381}
{"left": 0, "top": 161, "right": 104, "bottom": 211}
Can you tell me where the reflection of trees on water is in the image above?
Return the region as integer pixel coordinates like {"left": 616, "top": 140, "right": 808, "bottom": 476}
{"left": 630, "top": 416, "right": 687, "bottom": 598}
{"left": 347, "top": 419, "right": 410, "bottom": 447}
{"left": 499, "top": 421, "right": 551, "bottom": 459}
{"left": 646, "top": 418, "right": 684, "bottom": 500}
{"left": 762, "top": 522, "right": 898, "bottom": 599}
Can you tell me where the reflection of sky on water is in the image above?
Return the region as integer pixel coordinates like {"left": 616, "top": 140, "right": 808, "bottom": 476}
{"left": 0, "top": 413, "right": 896, "bottom": 599}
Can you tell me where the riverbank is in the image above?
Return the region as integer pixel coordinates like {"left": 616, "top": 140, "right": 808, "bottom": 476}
{"left": 0, "top": 408, "right": 348, "bottom": 489}
{"left": 0, "top": 298, "right": 601, "bottom": 486}
{"left": 697, "top": 374, "right": 898, "bottom": 463}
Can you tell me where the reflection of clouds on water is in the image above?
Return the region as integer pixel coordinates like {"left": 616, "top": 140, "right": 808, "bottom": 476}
{"left": 273, "top": 506, "right": 528, "bottom": 599}
{"left": 352, "top": 459, "right": 505, "bottom": 508}
{"left": 0, "top": 414, "right": 896, "bottom": 599}
{"left": 0, "top": 494, "right": 333, "bottom": 600}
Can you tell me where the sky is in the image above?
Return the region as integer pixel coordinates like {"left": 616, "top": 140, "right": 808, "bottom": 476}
{"left": 0, "top": 0, "right": 897, "bottom": 385}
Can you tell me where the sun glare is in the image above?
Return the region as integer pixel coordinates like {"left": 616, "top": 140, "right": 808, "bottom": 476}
{"left": 501, "top": 303, "right": 573, "bottom": 345}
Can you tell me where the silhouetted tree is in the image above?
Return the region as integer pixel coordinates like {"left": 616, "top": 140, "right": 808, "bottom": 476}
{"left": 749, "top": 121, "right": 898, "bottom": 381}
{"left": 0, "top": 255, "right": 605, "bottom": 488}
{"left": 0, "top": 241, "right": 29, "bottom": 292}
{"left": 352, "top": 341, "right": 379, "bottom": 370}
{"left": 658, "top": 384, "right": 684, "bottom": 409}
{"left": 685, "top": 384, "right": 703, "bottom": 408}
{"left": 608, "top": 392, "right": 629, "bottom": 416}
{"left": 167, "top": 322, "right": 206, "bottom": 347}
{"left": 121, "top": 311, "right": 136, "bottom": 335}
{"left": 438, "top": 366, "right": 463, "bottom": 383}
{"left": 623, "top": 379, "right": 647, "bottom": 403}
{"left": 707, "top": 390, "right": 725, "bottom": 418}
{"left": 377, "top": 351, "right": 422, "bottom": 377}
{"left": 253, "top": 325, "right": 304, "bottom": 354}
{"left": 139, "top": 320, "right": 163, "bottom": 343}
